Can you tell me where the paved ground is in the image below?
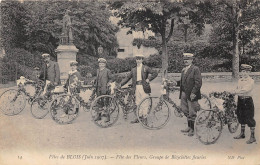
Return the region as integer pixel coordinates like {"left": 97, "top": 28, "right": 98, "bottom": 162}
{"left": 0, "top": 79, "right": 259, "bottom": 165}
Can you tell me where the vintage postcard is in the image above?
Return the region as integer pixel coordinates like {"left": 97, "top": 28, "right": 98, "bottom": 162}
{"left": 0, "top": 0, "right": 259, "bottom": 165}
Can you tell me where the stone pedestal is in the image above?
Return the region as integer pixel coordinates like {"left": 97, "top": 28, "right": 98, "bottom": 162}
{"left": 55, "top": 44, "right": 78, "bottom": 84}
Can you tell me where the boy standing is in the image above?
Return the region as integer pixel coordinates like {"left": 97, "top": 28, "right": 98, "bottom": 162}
{"left": 93, "top": 58, "right": 113, "bottom": 122}
{"left": 60, "top": 61, "right": 82, "bottom": 118}
{"left": 64, "top": 61, "right": 82, "bottom": 94}
{"left": 234, "top": 64, "right": 256, "bottom": 144}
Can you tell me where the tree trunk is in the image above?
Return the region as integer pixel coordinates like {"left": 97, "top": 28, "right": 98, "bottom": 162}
{"left": 232, "top": 7, "right": 240, "bottom": 80}
{"left": 184, "top": 25, "right": 188, "bottom": 43}
{"left": 161, "top": 34, "right": 168, "bottom": 80}
{"left": 232, "top": 30, "right": 240, "bottom": 80}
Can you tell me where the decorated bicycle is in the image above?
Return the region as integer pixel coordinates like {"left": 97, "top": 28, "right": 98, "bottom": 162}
{"left": 49, "top": 80, "right": 96, "bottom": 125}
{"left": 137, "top": 78, "right": 212, "bottom": 130}
{"left": 90, "top": 82, "right": 136, "bottom": 128}
{"left": 0, "top": 76, "right": 44, "bottom": 116}
{"left": 194, "top": 91, "right": 239, "bottom": 145}
{"left": 29, "top": 79, "right": 68, "bottom": 119}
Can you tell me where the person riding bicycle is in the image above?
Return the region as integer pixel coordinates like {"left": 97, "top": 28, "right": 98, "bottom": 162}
{"left": 179, "top": 53, "right": 202, "bottom": 137}
{"left": 119, "top": 54, "right": 158, "bottom": 124}
{"left": 233, "top": 64, "right": 256, "bottom": 144}
{"left": 92, "top": 58, "right": 113, "bottom": 123}
{"left": 38, "top": 53, "right": 61, "bottom": 98}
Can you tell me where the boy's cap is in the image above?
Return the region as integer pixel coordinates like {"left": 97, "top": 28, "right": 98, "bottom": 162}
{"left": 183, "top": 53, "right": 194, "bottom": 59}
{"left": 70, "top": 61, "right": 78, "bottom": 66}
{"left": 241, "top": 64, "right": 252, "bottom": 71}
{"left": 135, "top": 54, "right": 144, "bottom": 58}
{"left": 42, "top": 53, "right": 50, "bottom": 58}
{"left": 98, "top": 58, "right": 107, "bottom": 63}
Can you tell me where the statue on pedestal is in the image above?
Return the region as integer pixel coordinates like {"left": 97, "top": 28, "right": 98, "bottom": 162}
{"left": 60, "top": 10, "right": 74, "bottom": 45}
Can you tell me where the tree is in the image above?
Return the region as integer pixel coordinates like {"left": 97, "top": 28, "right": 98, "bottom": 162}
{"left": 208, "top": 0, "right": 260, "bottom": 79}
{"left": 0, "top": 1, "right": 28, "bottom": 52}
{"left": 1, "top": 0, "right": 119, "bottom": 65}
{"left": 110, "top": 0, "right": 210, "bottom": 79}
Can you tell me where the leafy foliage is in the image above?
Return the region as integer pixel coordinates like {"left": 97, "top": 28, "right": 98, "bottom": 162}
{"left": 1, "top": 0, "right": 119, "bottom": 64}
{"left": 0, "top": 1, "right": 28, "bottom": 51}
{"left": 110, "top": 0, "right": 210, "bottom": 79}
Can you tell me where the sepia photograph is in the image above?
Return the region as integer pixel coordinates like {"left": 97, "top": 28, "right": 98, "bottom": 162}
{"left": 0, "top": 0, "right": 259, "bottom": 164}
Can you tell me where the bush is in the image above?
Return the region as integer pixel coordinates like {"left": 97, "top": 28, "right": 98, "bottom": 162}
{"left": 241, "top": 57, "right": 260, "bottom": 72}
{"left": 106, "top": 57, "right": 136, "bottom": 73}
{"left": 0, "top": 48, "right": 43, "bottom": 82}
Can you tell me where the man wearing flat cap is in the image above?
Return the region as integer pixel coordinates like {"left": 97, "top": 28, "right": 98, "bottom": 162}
{"left": 39, "top": 53, "right": 61, "bottom": 96}
{"left": 233, "top": 64, "right": 256, "bottom": 144}
{"left": 93, "top": 58, "right": 113, "bottom": 122}
{"left": 120, "top": 54, "right": 158, "bottom": 124}
{"left": 179, "top": 53, "right": 202, "bottom": 136}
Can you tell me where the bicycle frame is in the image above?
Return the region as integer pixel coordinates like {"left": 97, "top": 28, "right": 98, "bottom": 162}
{"left": 16, "top": 79, "right": 44, "bottom": 103}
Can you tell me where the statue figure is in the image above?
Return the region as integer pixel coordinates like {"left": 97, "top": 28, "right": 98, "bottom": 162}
{"left": 61, "top": 10, "right": 73, "bottom": 45}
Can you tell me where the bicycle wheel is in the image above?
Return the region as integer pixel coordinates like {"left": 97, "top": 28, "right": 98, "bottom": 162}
{"left": 199, "top": 94, "right": 212, "bottom": 110}
{"left": 137, "top": 96, "right": 170, "bottom": 130}
{"left": 0, "top": 89, "right": 26, "bottom": 116}
{"left": 49, "top": 94, "right": 80, "bottom": 124}
{"left": 195, "top": 110, "right": 223, "bottom": 145}
{"left": 227, "top": 110, "right": 239, "bottom": 133}
{"left": 30, "top": 97, "right": 49, "bottom": 119}
{"left": 90, "top": 95, "right": 119, "bottom": 128}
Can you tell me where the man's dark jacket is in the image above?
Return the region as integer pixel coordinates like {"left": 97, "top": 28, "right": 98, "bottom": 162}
{"left": 120, "top": 65, "right": 158, "bottom": 94}
{"left": 39, "top": 60, "right": 61, "bottom": 85}
{"left": 179, "top": 65, "right": 202, "bottom": 101}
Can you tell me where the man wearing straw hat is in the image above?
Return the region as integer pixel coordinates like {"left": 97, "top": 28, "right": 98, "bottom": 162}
{"left": 233, "top": 64, "right": 256, "bottom": 144}
{"left": 120, "top": 54, "right": 158, "bottom": 124}
{"left": 179, "top": 53, "right": 202, "bottom": 137}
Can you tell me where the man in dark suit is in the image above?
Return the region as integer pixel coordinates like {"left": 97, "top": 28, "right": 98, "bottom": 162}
{"left": 120, "top": 54, "right": 158, "bottom": 124}
{"left": 39, "top": 53, "right": 61, "bottom": 97}
{"left": 93, "top": 58, "right": 113, "bottom": 122}
{"left": 179, "top": 53, "right": 202, "bottom": 136}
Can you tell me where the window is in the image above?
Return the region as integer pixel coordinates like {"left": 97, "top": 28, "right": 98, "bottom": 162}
{"left": 118, "top": 48, "right": 125, "bottom": 52}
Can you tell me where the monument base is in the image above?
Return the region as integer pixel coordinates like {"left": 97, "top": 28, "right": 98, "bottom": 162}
{"left": 55, "top": 44, "right": 79, "bottom": 84}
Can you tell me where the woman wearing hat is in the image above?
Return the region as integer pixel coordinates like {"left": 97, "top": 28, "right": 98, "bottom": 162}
{"left": 233, "top": 64, "right": 256, "bottom": 144}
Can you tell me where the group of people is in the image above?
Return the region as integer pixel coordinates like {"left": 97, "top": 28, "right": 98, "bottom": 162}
{"left": 37, "top": 52, "right": 256, "bottom": 144}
